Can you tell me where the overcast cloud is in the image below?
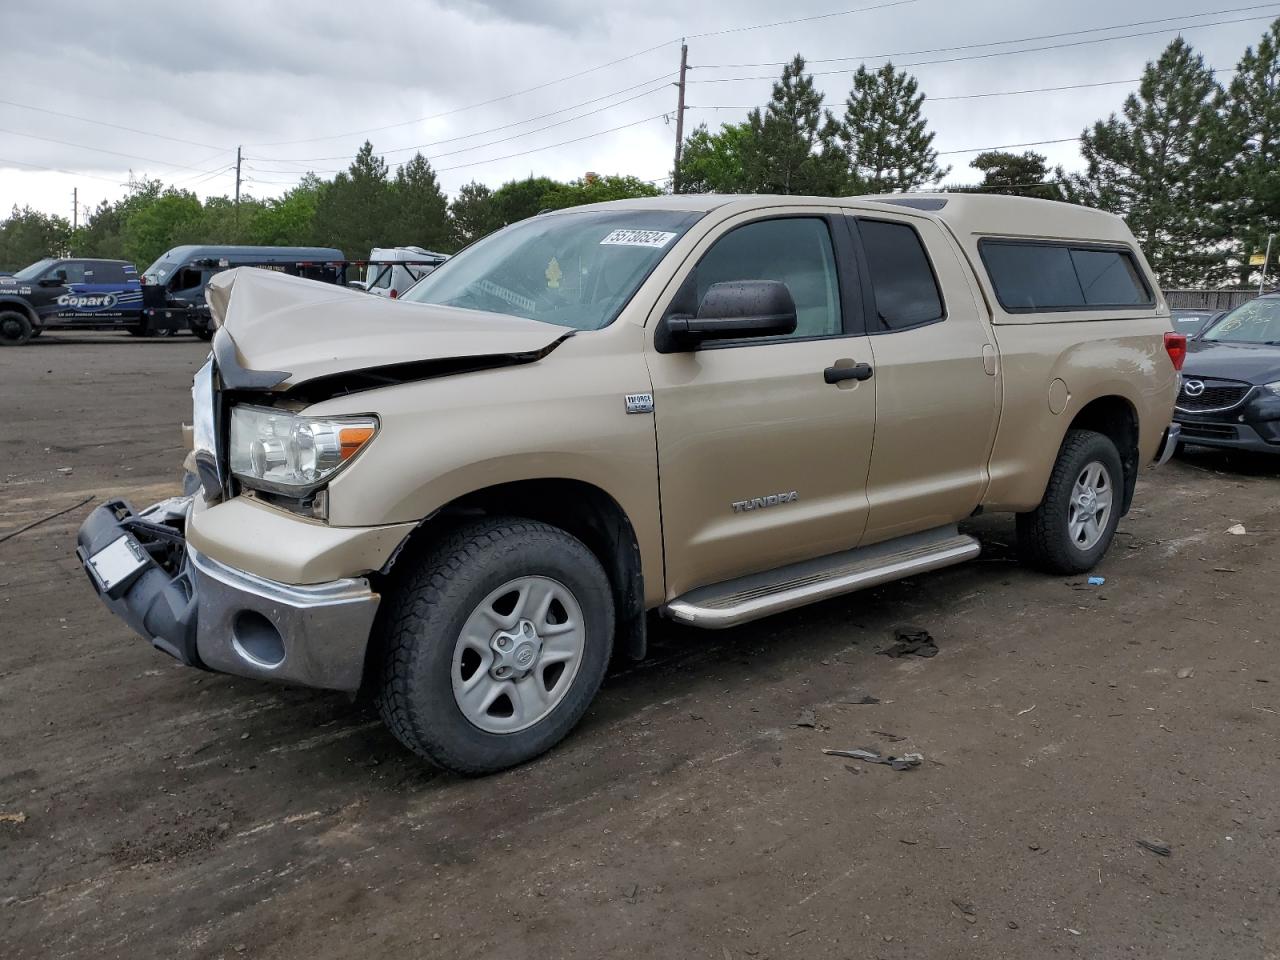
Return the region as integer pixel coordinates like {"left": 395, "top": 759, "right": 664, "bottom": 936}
{"left": 2, "top": 0, "right": 1277, "bottom": 220}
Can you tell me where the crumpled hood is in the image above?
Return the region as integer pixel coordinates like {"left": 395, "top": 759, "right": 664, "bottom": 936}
{"left": 206, "top": 267, "right": 570, "bottom": 390}
{"left": 1183, "top": 338, "right": 1280, "bottom": 385}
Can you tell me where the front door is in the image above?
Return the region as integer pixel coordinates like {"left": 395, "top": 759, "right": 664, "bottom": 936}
{"left": 645, "top": 211, "right": 877, "bottom": 598}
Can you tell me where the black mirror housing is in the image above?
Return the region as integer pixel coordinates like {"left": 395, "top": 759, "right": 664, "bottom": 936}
{"left": 661, "top": 280, "right": 797, "bottom": 350}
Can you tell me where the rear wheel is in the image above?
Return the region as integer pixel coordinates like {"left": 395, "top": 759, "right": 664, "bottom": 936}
{"left": 374, "top": 518, "right": 614, "bottom": 774}
{"left": 1016, "top": 429, "right": 1123, "bottom": 574}
{"left": 0, "top": 311, "right": 33, "bottom": 346}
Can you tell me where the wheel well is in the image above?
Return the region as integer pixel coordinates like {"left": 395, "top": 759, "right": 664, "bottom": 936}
{"left": 378, "top": 479, "right": 647, "bottom": 662}
{"left": 0, "top": 299, "right": 37, "bottom": 324}
{"left": 1067, "top": 396, "right": 1139, "bottom": 514}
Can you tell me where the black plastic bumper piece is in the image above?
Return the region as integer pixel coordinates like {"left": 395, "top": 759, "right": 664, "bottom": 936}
{"left": 76, "top": 499, "right": 203, "bottom": 667}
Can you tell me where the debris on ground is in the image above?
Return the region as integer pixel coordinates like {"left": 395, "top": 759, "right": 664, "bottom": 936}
{"left": 840, "top": 690, "right": 880, "bottom": 704}
{"left": 1136, "top": 838, "right": 1172, "bottom": 857}
{"left": 1088, "top": 576, "right": 1106, "bottom": 586}
{"left": 951, "top": 899, "right": 977, "bottom": 922}
{"left": 0, "top": 494, "right": 94, "bottom": 546}
{"left": 1176, "top": 667, "right": 1195, "bottom": 679}
{"left": 793, "top": 709, "right": 819, "bottom": 728}
{"left": 1227, "top": 523, "right": 1247, "bottom": 535}
{"left": 1017, "top": 704, "right": 1037, "bottom": 716}
{"left": 0, "top": 812, "right": 28, "bottom": 824}
{"left": 871, "top": 730, "right": 905, "bottom": 742}
{"left": 880, "top": 626, "right": 938, "bottom": 659}
{"left": 823, "top": 748, "right": 923, "bottom": 771}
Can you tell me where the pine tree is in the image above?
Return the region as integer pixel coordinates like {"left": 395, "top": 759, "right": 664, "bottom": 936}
{"left": 391, "top": 153, "right": 450, "bottom": 250}
{"left": 838, "top": 63, "right": 948, "bottom": 193}
{"left": 449, "top": 181, "right": 500, "bottom": 247}
{"left": 947, "top": 151, "right": 1064, "bottom": 200}
{"left": 1218, "top": 18, "right": 1280, "bottom": 285}
{"left": 312, "top": 141, "right": 395, "bottom": 259}
{"left": 1071, "top": 39, "right": 1227, "bottom": 287}
{"left": 744, "top": 55, "right": 846, "bottom": 195}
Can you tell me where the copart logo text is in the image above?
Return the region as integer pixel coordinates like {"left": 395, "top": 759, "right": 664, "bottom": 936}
{"left": 57, "top": 293, "right": 118, "bottom": 310}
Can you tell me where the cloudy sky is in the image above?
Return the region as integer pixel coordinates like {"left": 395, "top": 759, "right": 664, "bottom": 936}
{"left": 3, "top": 0, "right": 1277, "bottom": 221}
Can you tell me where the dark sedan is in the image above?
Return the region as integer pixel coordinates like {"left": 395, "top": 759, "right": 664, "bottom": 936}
{"left": 1175, "top": 294, "right": 1280, "bottom": 453}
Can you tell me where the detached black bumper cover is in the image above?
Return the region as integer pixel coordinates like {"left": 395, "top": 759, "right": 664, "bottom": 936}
{"left": 76, "top": 496, "right": 381, "bottom": 692}
{"left": 76, "top": 498, "right": 202, "bottom": 667}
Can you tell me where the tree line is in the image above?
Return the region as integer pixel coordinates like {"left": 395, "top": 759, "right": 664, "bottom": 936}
{"left": 2, "top": 18, "right": 1277, "bottom": 287}
{"left": 0, "top": 146, "right": 659, "bottom": 272}
{"left": 676, "top": 19, "right": 1280, "bottom": 287}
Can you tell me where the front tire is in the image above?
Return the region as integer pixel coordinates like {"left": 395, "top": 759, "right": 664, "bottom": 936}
{"left": 374, "top": 518, "right": 615, "bottom": 775}
{"left": 0, "top": 311, "right": 33, "bottom": 346}
{"left": 1016, "top": 429, "right": 1123, "bottom": 574}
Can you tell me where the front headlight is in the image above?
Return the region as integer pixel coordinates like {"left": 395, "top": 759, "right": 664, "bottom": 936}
{"left": 1263, "top": 381, "right": 1280, "bottom": 397}
{"left": 229, "top": 405, "right": 378, "bottom": 495}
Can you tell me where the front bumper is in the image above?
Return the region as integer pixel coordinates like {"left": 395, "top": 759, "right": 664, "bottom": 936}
{"left": 77, "top": 497, "right": 380, "bottom": 692}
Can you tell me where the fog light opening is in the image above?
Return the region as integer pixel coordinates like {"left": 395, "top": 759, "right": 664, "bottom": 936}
{"left": 231, "top": 610, "right": 285, "bottom": 668}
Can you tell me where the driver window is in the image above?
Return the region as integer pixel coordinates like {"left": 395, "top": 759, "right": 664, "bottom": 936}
{"left": 689, "top": 217, "right": 842, "bottom": 340}
{"left": 52, "top": 262, "right": 88, "bottom": 284}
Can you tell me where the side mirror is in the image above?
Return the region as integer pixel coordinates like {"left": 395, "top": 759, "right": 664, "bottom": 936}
{"left": 662, "top": 280, "right": 797, "bottom": 350}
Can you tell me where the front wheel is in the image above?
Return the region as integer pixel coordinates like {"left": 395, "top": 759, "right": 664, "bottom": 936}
{"left": 0, "top": 311, "right": 33, "bottom": 346}
{"left": 374, "top": 518, "right": 615, "bottom": 774}
{"left": 1016, "top": 429, "right": 1123, "bottom": 574}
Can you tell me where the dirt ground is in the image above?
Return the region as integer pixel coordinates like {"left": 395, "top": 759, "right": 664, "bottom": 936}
{"left": 1, "top": 332, "right": 1278, "bottom": 960}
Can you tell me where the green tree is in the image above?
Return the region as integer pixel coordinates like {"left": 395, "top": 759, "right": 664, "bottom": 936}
{"left": 490, "top": 176, "right": 561, "bottom": 226}
{"left": 121, "top": 187, "right": 202, "bottom": 267}
{"left": 250, "top": 175, "right": 325, "bottom": 246}
{"left": 391, "top": 153, "right": 450, "bottom": 250}
{"left": 675, "top": 122, "right": 754, "bottom": 194}
{"left": 312, "top": 141, "right": 395, "bottom": 259}
{"left": 73, "top": 176, "right": 164, "bottom": 261}
{"left": 541, "top": 172, "right": 661, "bottom": 209}
{"left": 449, "top": 181, "right": 501, "bottom": 247}
{"left": 838, "top": 62, "right": 948, "bottom": 193}
{"left": 0, "top": 206, "right": 71, "bottom": 271}
{"left": 1071, "top": 38, "right": 1227, "bottom": 286}
{"left": 948, "top": 151, "right": 1064, "bottom": 199}
{"left": 1218, "top": 18, "right": 1280, "bottom": 284}
{"left": 743, "top": 54, "right": 847, "bottom": 195}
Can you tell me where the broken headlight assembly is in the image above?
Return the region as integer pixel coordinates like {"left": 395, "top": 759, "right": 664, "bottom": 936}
{"left": 228, "top": 405, "right": 378, "bottom": 506}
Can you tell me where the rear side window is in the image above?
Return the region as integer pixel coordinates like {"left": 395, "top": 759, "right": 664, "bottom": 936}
{"left": 91, "top": 262, "right": 127, "bottom": 283}
{"left": 856, "top": 219, "right": 944, "bottom": 331}
{"left": 980, "top": 240, "right": 1152, "bottom": 311}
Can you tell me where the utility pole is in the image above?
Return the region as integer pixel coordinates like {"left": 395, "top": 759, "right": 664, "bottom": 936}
{"left": 72, "top": 187, "right": 77, "bottom": 231}
{"left": 671, "top": 41, "right": 688, "bottom": 195}
{"left": 234, "top": 145, "right": 243, "bottom": 236}
{"left": 1261, "top": 233, "right": 1275, "bottom": 295}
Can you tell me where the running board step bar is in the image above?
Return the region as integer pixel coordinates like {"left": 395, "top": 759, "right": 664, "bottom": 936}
{"left": 662, "top": 525, "right": 980, "bottom": 629}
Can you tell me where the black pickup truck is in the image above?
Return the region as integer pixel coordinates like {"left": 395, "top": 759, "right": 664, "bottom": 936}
{"left": 0, "top": 258, "right": 146, "bottom": 345}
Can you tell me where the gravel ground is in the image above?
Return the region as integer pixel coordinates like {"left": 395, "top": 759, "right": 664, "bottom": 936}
{"left": 2, "top": 332, "right": 1277, "bottom": 960}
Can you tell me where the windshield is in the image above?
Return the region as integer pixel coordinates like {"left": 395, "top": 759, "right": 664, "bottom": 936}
{"left": 12, "top": 258, "right": 56, "bottom": 281}
{"left": 143, "top": 253, "right": 181, "bottom": 285}
{"left": 402, "top": 209, "right": 701, "bottom": 330}
{"left": 1201, "top": 298, "right": 1280, "bottom": 344}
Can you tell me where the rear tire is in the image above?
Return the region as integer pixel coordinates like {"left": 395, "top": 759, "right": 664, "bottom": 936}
{"left": 0, "top": 311, "right": 33, "bottom": 346}
{"left": 1016, "top": 429, "right": 1123, "bottom": 574}
{"left": 374, "top": 518, "right": 615, "bottom": 775}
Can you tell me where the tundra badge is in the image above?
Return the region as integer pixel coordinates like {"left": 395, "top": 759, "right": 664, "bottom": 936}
{"left": 732, "top": 491, "right": 799, "bottom": 513}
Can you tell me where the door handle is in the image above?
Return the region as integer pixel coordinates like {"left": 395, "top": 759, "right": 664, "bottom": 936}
{"left": 824, "top": 362, "right": 873, "bottom": 384}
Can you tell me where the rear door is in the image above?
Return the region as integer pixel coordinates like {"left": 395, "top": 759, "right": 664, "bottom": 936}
{"left": 645, "top": 209, "right": 878, "bottom": 598}
{"left": 844, "top": 212, "right": 1001, "bottom": 543}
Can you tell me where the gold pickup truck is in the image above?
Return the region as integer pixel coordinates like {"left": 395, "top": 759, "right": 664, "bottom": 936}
{"left": 77, "top": 194, "right": 1184, "bottom": 773}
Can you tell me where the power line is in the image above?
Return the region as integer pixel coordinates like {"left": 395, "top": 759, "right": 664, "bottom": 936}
{"left": 688, "top": 68, "right": 1238, "bottom": 111}
{"left": 243, "top": 0, "right": 917, "bottom": 148}
{"left": 0, "top": 126, "right": 234, "bottom": 176}
{"left": 0, "top": 155, "right": 126, "bottom": 186}
{"left": 688, "top": 11, "right": 1280, "bottom": 82}
{"left": 249, "top": 79, "right": 673, "bottom": 166}
{"left": 937, "top": 137, "right": 1082, "bottom": 156}
{"left": 693, "top": 2, "right": 1280, "bottom": 68}
{"left": 685, "top": 0, "right": 917, "bottom": 39}
{"left": 431, "top": 113, "right": 669, "bottom": 173}
{"left": 0, "top": 97, "right": 224, "bottom": 150}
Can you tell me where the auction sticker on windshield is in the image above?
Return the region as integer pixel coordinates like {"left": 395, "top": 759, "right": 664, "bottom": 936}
{"left": 599, "top": 229, "right": 678, "bottom": 248}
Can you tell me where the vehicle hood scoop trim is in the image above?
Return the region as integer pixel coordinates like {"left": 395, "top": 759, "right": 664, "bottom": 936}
{"left": 205, "top": 267, "right": 572, "bottom": 398}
